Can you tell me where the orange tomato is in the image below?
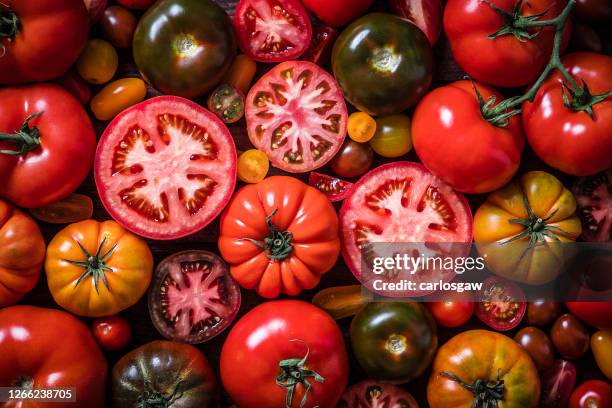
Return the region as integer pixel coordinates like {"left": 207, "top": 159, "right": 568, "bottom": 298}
{"left": 45, "top": 220, "right": 153, "bottom": 317}
{"left": 76, "top": 39, "right": 118, "bottom": 84}
{"left": 0, "top": 199, "right": 46, "bottom": 307}
{"left": 90, "top": 77, "right": 147, "bottom": 120}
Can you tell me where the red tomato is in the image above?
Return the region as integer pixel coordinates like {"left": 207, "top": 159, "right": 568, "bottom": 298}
{"left": 309, "top": 172, "right": 353, "bottom": 202}
{"left": 389, "top": 0, "right": 443, "bottom": 45}
{"left": 94, "top": 96, "right": 237, "bottom": 240}
{"left": 569, "top": 380, "right": 612, "bottom": 408}
{"left": 475, "top": 276, "right": 526, "bottom": 331}
{"left": 92, "top": 315, "right": 132, "bottom": 351}
{"left": 302, "top": 0, "right": 374, "bottom": 26}
{"left": 220, "top": 300, "right": 348, "bottom": 408}
{"left": 234, "top": 0, "right": 312, "bottom": 62}
{"left": 444, "top": 0, "right": 571, "bottom": 87}
{"left": 117, "top": 0, "right": 156, "bottom": 9}
{"left": 412, "top": 80, "right": 524, "bottom": 194}
{"left": 566, "top": 302, "right": 612, "bottom": 329}
{"left": 426, "top": 289, "right": 474, "bottom": 328}
{"left": 245, "top": 61, "right": 347, "bottom": 173}
{"left": 522, "top": 52, "right": 612, "bottom": 176}
{"left": 0, "top": 84, "right": 96, "bottom": 208}
{"left": 0, "top": 0, "right": 89, "bottom": 84}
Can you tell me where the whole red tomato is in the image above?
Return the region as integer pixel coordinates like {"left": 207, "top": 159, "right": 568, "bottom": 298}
{"left": 92, "top": 315, "right": 132, "bottom": 351}
{"left": 412, "top": 80, "right": 524, "bottom": 193}
{"left": 569, "top": 380, "right": 612, "bottom": 408}
{"left": 220, "top": 300, "right": 348, "bottom": 408}
{"left": 302, "top": 0, "right": 374, "bottom": 26}
{"left": 444, "top": 0, "right": 570, "bottom": 87}
{"left": 0, "top": 306, "right": 107, "bottom": 407}
{"left": 566, "top": 302, "right": 612, "bottom": 329}
{"left": 522, "top": 52, "right": 612, "bottom": 176}
{"left": 425, "top": 290, "right": 474, "bottom": 328}
{"left": 0, "top": 0, "right": 89, "bottom": 84}
{"left": 0, "top": 84, "right": 96, "bottom": 208}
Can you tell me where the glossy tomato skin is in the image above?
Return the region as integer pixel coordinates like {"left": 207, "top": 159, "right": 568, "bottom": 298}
{"left": 0, "top": 84, "right": 96, "bottom": 208}
{"left": 566, "top": 302, "right": 612, "bottom": 329}
{"left": 514, "top": 327, "right": 555, "bottom": 372}
{"left": 332, "top": 13, "right": 433, "bottom": 116}
{"left": 118, "top": 0, "right": 156, "bottom": 10}
{"left": 444, "top": 0, "right": 570, "bottom": 88}
{"left": 527, "top": 300, "right": 561, "bottom": 326}
{"left": 522, "top": 52, "right": 612, "bottom": 176}
{"left": 0, "top": 200, "right": 45, "bottom": 307}
{"left": 221, "top": 300, "right": 348, "bottom": 408}
{"left": 0, "top": 0, "right": 89, "bottom": 84}
{"left": 338, "top": 381, "right": 418, "bottom": 408}
{"left": 133, "top": 0, "right": 236, "bottom": 98}
{"left": 412, "top": 80, "right": 524, "bottom": 194}
{"left": 428, "top": 330, "right": 541, "bottom": 408}
{"left": 389, "top": 0, "right": 443, "bottom": 45}
{"left": 592, "top": 330, "right": 612, "bottom": 381}
{"left": 331, "top": 139, "right": 374, "bottom": 178}
{"left": 425, "top": 290, "right": 474, "bottom": 328}
{"left": 101, "top": 5, "right": 137, "bottom": 49}
{"left": 569, "top": 380, "right": 612, "bottom": 408}
{"left": 111, "top": 340, "right": 219, "bottom": 407}
{"left": 303, "top": 0, "right": 374, "bottom": 26}
{"left": 475, "top": 276, "right": 526, "bottom": 331}
{"left": 92, "top": 315, "right": 132, "bottom": 351}
{"left": 0, "top": 306, "right": 107, "bottom": 408}
{"left": 551, "top": 313, "right": 590, "bottom": 360}
{"left": 541, "top": 360, "right": 577, "bottom": 408}
{"left": 218, "top": 176, "right": 340, "bottom": 298}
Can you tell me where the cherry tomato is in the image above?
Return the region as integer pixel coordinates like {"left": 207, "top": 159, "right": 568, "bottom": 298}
{"left": 541, "top": 360, "right": 577, "bottom": 408}
{"left": 592, "top": 330, "right": 612, "bottom": 381}
{"left": 573, "top": 170, "right": 612, "bottom": 242}
{"left": 117, "top": 0, "right": 156, "bottom": 9}
{"left": 348, "top": 112, "right": 377, "bottom": 143}
{"left": 84, "top": 0, "right": 108, "bottom": 23}
{"left": 55, "top": 70, "right": 91, "bottom": 104}
{"left": 425, "top": 290, "right": 474, "bottom": 328}
{"left": 569, "top": 380, "right": 612, "bottom": 408}
{"left": 207, "top": 84, "right": 245, "bottom": 124}
{"left": 389, "top": 0, "right": 443, "bottom": 45}
{"left": 308, "top": 172, "right": 353, "bottom": 202}
{"left": 221, "top": 54, "right": 257, "bottom": 95}
{"left": 513, "top": 327, "right": 555, "bottom": 372}
{"left": 369, "top": 115, "right": 412, "bottom": 158}
{"left": 28, "top": 194, "right": 93, "bottom": 224}
{"left": 551, "top": 313, "right": 590, "bottom": 360}
{"left": 301, "top": 23, "right": 337, "bottom": 66}
{"left": 302, "top": 0, "right": 374, "bottom": 26}
{"left": 76, "top": 39, "right": 119, "bottom": 84}
{"left": 90, "top": 78, "right": 147, "bottom": 121}
{"left": 331, "top": 139, "right": 373, "bottom": 178}
{"left": 527, "top": 300, "right": 561, "bottom": 326}
{"left": 237, "top": 149, "right": 269, "bottom": 184}
{"left": 92, "top": 315, "right": 131, "bottom": 351}
{"left": 101, "top": 5, "right": 137, "bottom": 49}
{"left": 475, "top": 276, "right": 526, "bottom": 331}
{"left": 312, "top": 285, "right": 366, "bottom": 320}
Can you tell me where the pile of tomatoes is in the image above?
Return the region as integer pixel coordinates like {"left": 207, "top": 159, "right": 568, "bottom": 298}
{"left": 0, "top": 0, "right": 611, "bottom": 407}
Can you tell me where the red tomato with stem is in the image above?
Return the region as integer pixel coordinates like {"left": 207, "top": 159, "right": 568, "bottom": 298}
{"left": 569, "top": 380, "right": 612, "bottom": 408}
{"left": 302, "top": 0, "right": 374, "bottom": 26}
{"left": 92, "top": 315, "right": 132, "bottom": 351}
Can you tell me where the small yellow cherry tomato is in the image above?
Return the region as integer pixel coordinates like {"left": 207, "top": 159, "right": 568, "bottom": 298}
{"left": 347, "top": 111, "right": 376, "bottom": 142}
{"left": 222, "top": 54, "right": 257, "bottom": 94}
{"left": 237, "top": 149, "right": 269, "bottom": 183}
{"left": 91, "top": 78, "right": 147, "bottom": 120}
{"left": 369, "top": 114, "right": 413, "bottom": 158}
{"left": 76, "top": 39, "right": 119, "bottom": 84}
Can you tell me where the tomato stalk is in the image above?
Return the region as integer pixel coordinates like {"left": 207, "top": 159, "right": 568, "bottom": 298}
{"left": 0, "top": 7, "right": 18, "bottom": 41}
{"left": 65, "top": 237, "right": 117, "bottom": 294}
{"left": 276, "top": 340, "right": 325, "bottom": 408}
{"left": 0, "top": 112, "right": 43, "bottom": 155}
{"left": 136, "top": 380, "right": 185, "bottom": 408}
{"left": 241, "top": 208, "right": 294, "bottom": 260}
{"left": 440, "top": 370, "right": 505, "bottom": 408}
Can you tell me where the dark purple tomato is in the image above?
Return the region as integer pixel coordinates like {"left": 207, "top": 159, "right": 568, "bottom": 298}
{"left": 513, "top": 327, "right": 555, "bottom": 372}
{"left": 527, "top": 300, "right": 561, "bottom": 326}
{"left": 551, "top": 313, "right": 590, "bottom": 360}
{"left": 331, "top": 139, "right": 374, "bottom": 178}
{"left": 101, "top": 5, "right": 137, "bottom": 48}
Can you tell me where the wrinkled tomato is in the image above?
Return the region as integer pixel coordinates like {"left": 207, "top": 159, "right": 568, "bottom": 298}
{"left": 309, "top": 172, "right": 353, "bottom": 202}
{"left": 475, "top": 276, "right": 526, "bottom": 331}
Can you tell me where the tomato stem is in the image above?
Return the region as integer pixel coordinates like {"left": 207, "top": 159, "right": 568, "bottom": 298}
{"left": 240, "top": 208, "right": 294, "bottom": 260}
{"left": 276, "top": 340, "right": 325, "bottom": 408}
{"left": 136, "top": 380, "right": 185, "bottom": 408}
{"left": 0, "top": 8, "right": 18, "bottom": 39}
{"left": 440, "top": 370, "right": 504, "bottom": 408}
{"left": 0, "top": 112, "right": 43, "bottom": 155}
{"left": 64, "top": 237, "right": 117, "bottom": 295}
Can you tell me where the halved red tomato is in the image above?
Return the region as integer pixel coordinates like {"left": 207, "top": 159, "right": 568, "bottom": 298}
{"left": 339, "top": 162, "right": 473, "bottom": 296}
{"left": 475, "top": 276, "right": 526, "bottom": 331}
{"left": 246, "top": 60, "right": 347, "bottom": 173}
{"left": 234, "top": 0, "right": 312, "bottom": 62}
{"left": 94, "top": 96, "right": 237, "bottom": 240}
{"left": 338, "top": 380, "right": 418, "bottom": 408}
{"left": 573, "top": 169, "right": 612, "bottom": 242}
{"left": 309, "top": 172, "right": 353, "bottom": 202}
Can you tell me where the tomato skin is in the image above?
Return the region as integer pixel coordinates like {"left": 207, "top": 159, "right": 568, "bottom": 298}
{"left": 369, "top": 114, "right": 412, "bottom": 158}
{"left": 592, "top": 330, "right": 612, "bottom": 381}
{"left": 527, "top": 300, "right": 561, "bottom": 326}
{"left": 412, "top": 80, "right": 524, "bottom": 194}
{"left": 541, "top": 359, "right": 577, "bottom": 408}
{"left": 568, "top": 380, "right": 612, "bottom": 408}
{"left": 76, "top": 39, "right": 119, "bottom": 84}
{"left": 444, "top": 0, "right": 570, "bottom": 88}
{"left": 425, "top": 290, "right": 474, "bottom": 328}
{"left": 101, "top": 5, "right": 137, "bottom": 49}
{"left": 90, "top": 78, "right": 147, "bottom": 121}
{"left": 92, "top": 315, "right": 132, "bottom": 351}
{"left": 338, "top": 381, "right": 418, "bottom": 408}
{"left": 55, "top": 69, "right": 92, "bottom": 104}
{"left": 551, "top": 313, "right": 590, "bottom": 360}
{"left": 0, "top": 0, "right": 89, "bottom": 84}
{"left": 222, "top": 54, "right": 257, "bottom": 95}
{"left": 565, "top": 302, "right": 612, "bottom": 329}
{"left": 522, "top": 52, "right": 612, "bottom": 176}
{"left": 331, "top": 139, "right": 374, "bottom": 178}
{"left": 237, "top": 149, "right": 269, "bottom": 183}
{"left": 0, "top": 200, "right": 45, "bottom": 307}
{"left": 117, "top": 0, "right": 157, "bottom": 10}
{"left": 29, "top": 193, "right": 94, "bottom": 224}
{"left": 514, "top": 327, "right": 555, "bottom": 372}
{"left": 220, "top": 300, "right": 348, "bottom": 408}
{"left": 302, "top": 0, "right": 374, "bottom": 26}
{"left": 0, "top": 306, "right": 107, "bottom": 408}
{"left": 389, "top": 0, "right": 443, "bottom": 45}
{"left": 0, "top": 84, "right": 96, "bottom": 208}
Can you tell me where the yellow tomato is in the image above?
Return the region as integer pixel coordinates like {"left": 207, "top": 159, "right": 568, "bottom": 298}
{"left": 76, "top": 39, "right": 118, "bottom": 84}
{"left": 369, "top": 115, "right": 412, "bottom": 157}
{"left": 91, "top": 78, "right": 147, "bottom": 120}
{"left": 592, "top": 330, "right": 612, "bottom": 381}
{"left": 222, "top": 54, "right": 257, "bottom": 94}
{"left": 45, "top": 220, "right": 153, "bottom": 317}
{"left": 237, "top": 149, "right": 269, "bottom": 183}
{"left": 348, "top": 111, "right": 377, "bottom": 142}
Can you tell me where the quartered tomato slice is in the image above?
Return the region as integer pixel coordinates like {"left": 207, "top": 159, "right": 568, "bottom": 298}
{"left": 234, "top": 0, "right": 312, "bottom": 62}
{"left": 309, "top": 172, "right": 353, "bottom": 202}
{"left": 340, "top": 162, "right": 473, "bottom": 296}
{"left": 94, "top": 96, "right": 237, "bottom": 239}
{"left": 246, "top": 61, "right": 347, "bottom": 173}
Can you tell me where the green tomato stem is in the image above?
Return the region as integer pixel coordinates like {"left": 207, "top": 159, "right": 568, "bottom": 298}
{"left": 0, "top": 112, "right": 44, "bottom": 155}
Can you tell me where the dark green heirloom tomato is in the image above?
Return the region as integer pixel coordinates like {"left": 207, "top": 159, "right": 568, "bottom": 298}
{"left": 332, "top": 13, "right": 433, "bottom": 116}
{"left": 350, "top": 302, "right": 438, "bottom": 383}
{"left": 133, "top": 0, "right": 236, "bottom": 98}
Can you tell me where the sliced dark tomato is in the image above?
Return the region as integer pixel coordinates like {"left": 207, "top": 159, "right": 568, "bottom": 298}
{"left": 234, "top": 0, "right": 312, "bottom": 62}
{"left": 339, "top": 162, "right": 473, "bottom": 297}
{"left": 148, "top": 250, "right": 241, "bottom": 344}
{"left": 94, "top": 96, "right": 237, "bottom": 240}
{"left": 572, "top": 169, "right": 612, "bottom": 242}
{"left": 309, "top": 172, "right": 353, "bottom": 202}
{"left": 207, "top": 84, "right": 245, "bottom": 124}
{"left": 475, "top": 276, "right": 526, "bottom": 331}
{"left": 245, "top": 60, "right": 347, "bottom": 173}
{"left": 338, "top": 380, "right": 418, "bottom": 408}
{"left": 301, "top": 23, "right": 337, "bottom": 66}
{"left": 541, "top": 360, "right": 577, "bottom": 408}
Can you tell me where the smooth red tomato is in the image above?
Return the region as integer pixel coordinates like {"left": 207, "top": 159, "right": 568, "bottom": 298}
{"left": 302, "top": 0, "right": 374, "bottom": 26}
{"left": 569, "top": 380, "right": 612, "bottom": 408}
{"left": 234, "top": 0, "right": 312, "bottom": 62}
{"left": 389, "top": 0, "right": 443, "bottom": 45}
{"left": 117, "top": 0, "right": 156, "bottom": 9}
{"left": 0, "top": 84, "right": 96, "bottom": 208}
{"left": 522, "top": 52, "right": 612, "bottom": 176}
{"left": 412, "top": 80, "right": 524, "bottom": 194}
{"left": 92, "top": 315, "right": 132, "bottom": 351}
{"left": 246, "top": 61, "right": 347, "bottom": 173}
{"left": 94, "top": 96, "right": 237, "bottom": 240}
{"left": 444, "top": 0, "right": 570, "bottom": 87}
{"left": 101, "top": 5, "right": 137, "bottom": 49}
{"left": 0, "top": 0, "right": 89, "bottom": 84}
{"left": 566, "top": 302, "right": 612, "bottom": 329}
{"left": 221, "top": 300, "right": 348, "bottom": 408}
{"left": 425, "top": 289, "right": 474, "bottom": 328}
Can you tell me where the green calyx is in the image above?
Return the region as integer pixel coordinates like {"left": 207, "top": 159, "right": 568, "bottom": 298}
{"left": 561, "top": 80, "right": 612, "bottom": 119}
{"left": 276, "top": 340, "right": 325, "bottom": 408}
{"left": 0, "top": 112, "right": 43, "bottom": 155}
{"left": 484, "top": 0, "right": 548, "bottom": 42}
{"left": 441, "top": 371, "right": 505, "bottom": 408}
{"left": 242, "top": 208, "right": 293, "bottom": 260}
{"left": 0, "top": 8, "right": 19, "bottom": 41}
{"left": 65, "top": 237, "right": 117, "bottom": 294}
{"left": 137, "top": 381, "right": 185, "bottom": 408}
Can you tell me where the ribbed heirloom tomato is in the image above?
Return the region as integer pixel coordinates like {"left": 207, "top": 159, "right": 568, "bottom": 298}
{"left": 219, "top": 176, "right": 340, "bottom": 298}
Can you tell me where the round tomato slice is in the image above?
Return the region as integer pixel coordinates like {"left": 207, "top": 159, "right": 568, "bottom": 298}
{"left": 94, "top": 96, "right": 237, "bottom": 239}
{"left": 475, "top": 276, "right": 526, "bottom": 332}
{"left": 246, "top": 60, "right": 347, "bottom": 173}
{"left": 234, "top": 0, "right": 312, "bottom": 62}
{"left": 339, "top": 162, "right": 473, "bottom": 296}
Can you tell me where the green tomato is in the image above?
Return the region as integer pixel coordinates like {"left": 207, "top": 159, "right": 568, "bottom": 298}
{"left": 133, "top": 0, "right": 236, "bottom": 98}
{"left": 369, "top": 115, "right": 413, "bottom": 158}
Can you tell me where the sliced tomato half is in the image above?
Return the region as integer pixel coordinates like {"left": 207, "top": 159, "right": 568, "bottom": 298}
{"left": 234, "top": 0, "right": 312, "bottom": 62}
{"left": 573, "top": 169, "right": 612, "bottom": 242}
{"left": 309, "top": 172, "right": 353, "bottom": 202}
{"left": 94, "top": 96, "right": 237, "bottom": 239}
{"left": 339, "top": 162, "right": 473, "bottom": 297}
{"left": 246, "top": 60, "right": 347, "bottom": 173}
